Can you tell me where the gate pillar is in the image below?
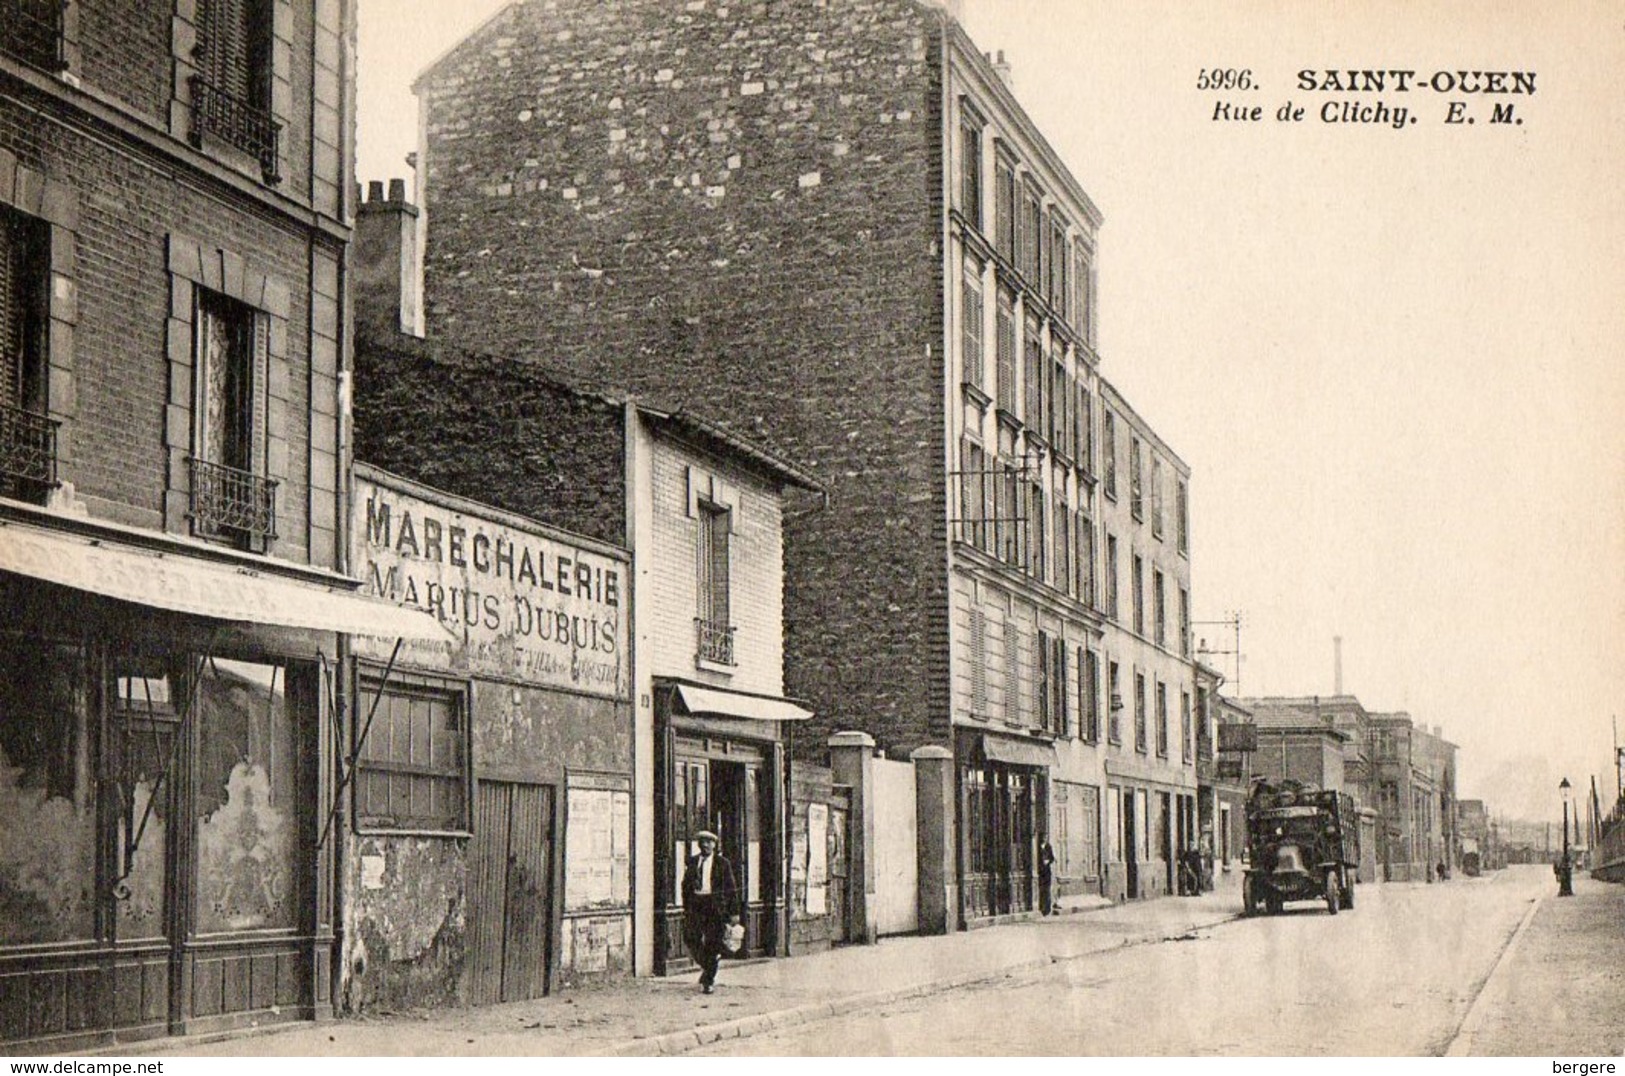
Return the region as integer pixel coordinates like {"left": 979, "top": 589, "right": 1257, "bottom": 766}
{"left": 829, "top": 731, "right": 877, "bottom": 945}
{"left": 911, "top": 745, "right": 956, "bottom": 935}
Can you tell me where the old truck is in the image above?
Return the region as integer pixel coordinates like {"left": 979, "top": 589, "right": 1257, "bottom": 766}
{"left": 1242, "top": 780, "right": 1359, "bottom": 916}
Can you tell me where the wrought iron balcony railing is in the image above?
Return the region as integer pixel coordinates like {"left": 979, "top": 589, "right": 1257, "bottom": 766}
{"left": 189, "top": 76, "right": 281, "bottom": 183}
{"left": 0, "top": 404, "right": 60, "bottom": 494}
{"left": 695, "top": 618, "right": 736, "bottom": 666}
{"left": 189, "top": 456, "right": 277, "bottom": 546}
{"left": 1, "top": 0, "right": 67, "bottom": 72}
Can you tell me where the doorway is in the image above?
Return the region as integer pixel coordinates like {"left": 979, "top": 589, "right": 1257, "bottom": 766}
{"left": 468, "top": 781, "right": 556, "bottom": 1004}
{"left": 1123, "top": 791, "right": 1139, "bottom": 898}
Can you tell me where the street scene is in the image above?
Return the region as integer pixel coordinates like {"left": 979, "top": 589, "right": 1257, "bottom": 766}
{"left": 0, "top": 0, "right": 1620, "bottom": 1061}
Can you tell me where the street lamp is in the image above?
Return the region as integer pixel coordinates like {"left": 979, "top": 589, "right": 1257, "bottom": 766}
{"left": 1557, "top": 777, "right": 1575, "bottom": 897}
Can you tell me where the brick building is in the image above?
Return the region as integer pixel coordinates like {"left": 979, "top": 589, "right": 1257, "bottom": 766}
{"left": 349, "top": 311, "right": 821, "bottom": 981}
{"left": 0, "top": 0, "right": 449, "bottom": 1051}
{"left": 401, "top": 0, "right": 1198, "bottom": 921}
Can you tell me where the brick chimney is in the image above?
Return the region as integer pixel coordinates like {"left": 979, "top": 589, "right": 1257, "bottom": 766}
{"left": 354, "top": 178, "right": 423, "bottom": 338}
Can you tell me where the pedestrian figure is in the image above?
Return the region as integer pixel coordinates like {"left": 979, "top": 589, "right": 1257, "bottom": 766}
{"left": 681, "top": 830, "right": 740, "bottom": 994}
{"left": 1038, "top": 840, "right": 1057, "bottom": 914}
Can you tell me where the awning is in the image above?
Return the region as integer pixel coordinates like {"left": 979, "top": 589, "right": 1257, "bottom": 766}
{"left": 0, "top": 517, "right": 453, "bottom": 640}
{"left": 981, "top": 733, "right": 1055, "bottom": 769}
{"left": 674, "top": 683, "right": 814, "bottom": 722}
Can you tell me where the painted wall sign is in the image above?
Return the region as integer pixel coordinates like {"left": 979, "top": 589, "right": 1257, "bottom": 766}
{"left": 354, "top": 475, "right": 629, "bottom": 698}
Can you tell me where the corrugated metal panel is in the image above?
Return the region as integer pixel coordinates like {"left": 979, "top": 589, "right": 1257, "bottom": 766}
{"left": 467, "top": 783, "right": 510, "bottom": 1006}
{"left": 501, "top": 784, "right": 553, "bottom": 1002}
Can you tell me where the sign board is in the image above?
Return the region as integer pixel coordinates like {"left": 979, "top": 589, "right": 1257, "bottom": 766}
{"left": 1218, "top": 722, "right": 1259, "bottom": 753}
{"left": 353, "top": 473, "right": 628, "bottom": 699}
{"left": 564, "top": 784, "right": 631, "bottom": 912}
{"left": 1215, "top": 759, "right": 1245, "bottom": 782}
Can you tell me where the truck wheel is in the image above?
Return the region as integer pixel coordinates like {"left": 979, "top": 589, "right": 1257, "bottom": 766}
{"left": 1325, "top": 870, "right": 1341, "bottom": 916}
{"left": 1243, "top": 876, "right": 1259, "bottom": 917}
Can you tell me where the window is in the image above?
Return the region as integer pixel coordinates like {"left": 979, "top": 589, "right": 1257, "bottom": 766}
{"left": 995, "top": 285, "right": 1016, "bottom": 410}
{"left": 1, "top": 0, "right": 68, "bottom": 71}
{"left": 697, "top": 501, "right": 734, "bottom": 665}
{"left": 1020, "top": 183, "right": 1043, "bottom": 283}
{"left": 1049, "top": 356, "right": 1067, "bottom": 454}
{"left": 1073, "top": 243, "right": 1092, "bottom": 340}
{"left": 1037, "top": 630, "right": 1062, "bottom": 735}
{"left": 192, "top": 287, "right": 275, "bottom": 549}
{"left": 1179, "top": 587, "right": 1191, "bottom": 657}
{"left": 1107, "top": 661, "right": 1121, "bottom": 744}
{"left": 969, "top": 608, "right": 988, "bottom": 717}
{"left": 1105, "top": 533, "right": 1119, "bottom": 620}
{"left": 1050, "top": 219, "right": 1069, "bottom": 312}
{"left": 1155, "top": 680, "right": 1169, "bottom": 757}
{"left": 994, "top": 154, "right": 1016, "bottom": 263}
{"left": 191, "top": 0, "right": 280, "bottom": 182}
{"left": 0, "top": 204, "right": 55, "bottom": 500}
{"left": 1076, "top": 511, "right": 1096, "bottom": 608}
{"left": 1181, "top": 690, "right": 1193, "bottom": 763}
{"left": 1151, "top": 456, "right": 1164, "bottom": 538}
{"left": 1153, "top": 568, "right": 1166, "bottom": 647}
{"left": 959, "top": 107, "right": 983, "bottom": 230}
{"left": 0, "top": 635, "right": 94, "bottom": 945}
{"left": 1027, "top": 479, "right": 1046, "bottom": 580}
{"left": 1132, "top": 553, "right": 1145, "bottom": 636}
{"left": 961, "top": 255, "right": 984, "bottom": 389}
{"left": 355, "top": 672, "right": 469, "bottom": 833}
{"left": 1079, "top": 647, "right": 1099, "bottom": 743}
{"left": 959, "top": 437, "right": 987, "bottom": 550}
{"left": 1177, "top": 479, "right": 1190, "bottom": 555}
{"left": 1129, "top": 435, "right": 1143, "bottom": 520}
{"left": 1134, "top": 671, "right": 1147, "bottom": 753}
{"left": 996, "top": 457, "right": 1021, "bottom": 564}
{"left": 1023, "top": 310, "right": 1043, "bottom": 431}
{"left": 1102, "top": 410, "right": 1117, "bottom": 498}
{"left": 1052, "top": 498, "right": 1069, "bottom": 593}
{"left": 1076, "top": 384, "right": 1093, "bottom": 476}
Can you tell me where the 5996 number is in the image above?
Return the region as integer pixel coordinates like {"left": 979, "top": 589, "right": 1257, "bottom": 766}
{"left": 1196, "top": 68, "right": 1253, "bottom": 90}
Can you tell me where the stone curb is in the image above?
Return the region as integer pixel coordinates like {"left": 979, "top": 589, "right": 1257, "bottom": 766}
{"left": 607, "top": 911, "right": 1240, "bottom": 1056}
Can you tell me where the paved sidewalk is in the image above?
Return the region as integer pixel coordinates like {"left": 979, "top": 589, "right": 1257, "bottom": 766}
{"left": 125, "top": 885, "right": 1243, "bottom": 1057}
{"left": 1448, "top": 873, "right": 1625, "bottom": 1057}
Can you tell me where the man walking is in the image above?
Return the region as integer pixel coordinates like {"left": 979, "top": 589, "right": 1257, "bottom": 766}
{"left": 682, "top": 830, "right": 740, "bottom": 994}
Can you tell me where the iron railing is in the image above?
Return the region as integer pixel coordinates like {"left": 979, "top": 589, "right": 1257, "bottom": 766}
{"left": 0, "top": 0, "right": 67, "bottom": 72}
{"left": 189, "top": 456, "right": 277, "bottom": 545}
{"left": 189, "top": 76, "right": 281, "bottom": 183}
{"left": 0, "top": 403, "right": 59, "bottom": 493}
{"left": 695, "top": 618, "right": 736, "bottom": 666}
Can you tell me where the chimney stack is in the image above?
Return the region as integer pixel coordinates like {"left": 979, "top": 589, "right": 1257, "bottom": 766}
{"left": 354, "top": 177, "right": 424, "bottom": 338}
{"left": 1333, "top": 635, "right": 1343, "bottom": 696}
{"left": 989, "top": 49, "right": 1013, "bottom": 89}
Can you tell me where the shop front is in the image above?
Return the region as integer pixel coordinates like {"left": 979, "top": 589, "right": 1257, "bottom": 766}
{"left": 0, "top": 514, "right": 443, "bottom": 1052}
{"left": 957, "top": 730, "right": 1054, "bottom": 924}
{"left": 652, "top": 680, "right": 809, "bottom": 976}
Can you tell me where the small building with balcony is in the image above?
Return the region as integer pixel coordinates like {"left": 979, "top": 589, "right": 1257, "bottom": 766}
{"left": 348, "top": 232, "right": 822, "bottom": 980}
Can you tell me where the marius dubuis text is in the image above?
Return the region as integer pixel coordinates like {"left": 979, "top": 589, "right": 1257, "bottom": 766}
{"left": 1199, "top": 67, "right": 1537, "bottom": 129}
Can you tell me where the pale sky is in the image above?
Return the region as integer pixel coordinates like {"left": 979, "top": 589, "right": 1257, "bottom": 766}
{"left": 356, "top": 0, "right": 1625, "bottom": 825}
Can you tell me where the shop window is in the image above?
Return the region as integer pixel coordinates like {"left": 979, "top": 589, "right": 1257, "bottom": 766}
{"left": 672, "top": 759, "right": 709, "bottom": 904}
{"left": 0, "top": 204, "right": 56, "bottom": 501}
{"left": 191, "top": 0, "right": 280, "bottom": 182}
{"left": 196, "top": 657, "right": 306, "bottom": 932}
{"left": 354, "top": 671, "right": 469, "bottom": 835}
{"left": 111, "top": 660, "right": 181, "bottom": 941}
{"left": 192, "top": 288, "right": 276, "bottom": 550}
{"left": 0, "top": 635, "right": 94, "bottom": 946}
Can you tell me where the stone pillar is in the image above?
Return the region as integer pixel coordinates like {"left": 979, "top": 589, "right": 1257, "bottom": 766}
{"left": 911, "top": 745, "right": 956, "bottom": 935}
{"left": 829, "top": 731, "right": 877, "bottom": 945}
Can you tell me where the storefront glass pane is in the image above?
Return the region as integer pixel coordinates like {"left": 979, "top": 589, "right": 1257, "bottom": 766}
{"left": 112, "top": 663, "right": 177, "bottom": 941}
{"left": 0, "top": 636, "right": 95, "bottom": 945}
{"left": 195, "top": 657, "right": 300, "bottom": 933}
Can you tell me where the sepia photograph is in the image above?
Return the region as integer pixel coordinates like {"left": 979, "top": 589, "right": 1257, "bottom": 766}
{"left": 0, "top": 0, "right": 1620, "bottom": 1062}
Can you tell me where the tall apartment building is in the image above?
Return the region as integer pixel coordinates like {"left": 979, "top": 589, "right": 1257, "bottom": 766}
{"left": 0, "top": 0, "right": 443, "bottom": 1050}
{"left": 406, "top": 0, "right": 1198, "bottom": 921}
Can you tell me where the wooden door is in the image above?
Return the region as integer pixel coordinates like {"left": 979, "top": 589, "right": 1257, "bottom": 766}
{"left": 468, "top": 781, "right": 555, "bottom": 1004}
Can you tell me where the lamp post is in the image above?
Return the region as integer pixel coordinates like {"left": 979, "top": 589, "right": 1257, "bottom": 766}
{"left": 1557, "top": 777, "right": 1575, "bottom": 897}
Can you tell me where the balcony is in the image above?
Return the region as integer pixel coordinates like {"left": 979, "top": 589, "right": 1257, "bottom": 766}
{"left": 0, "top": 404, "right": 59, "bottom": 499}
{"left": 1, "top": 0, "right": 67, "bottom": 72}
{"left": 189, "top": 456, "right": 277, "bottom": 547}
{"left": 695, "top": 618, "right": 736, "bottom": 667}
{"left": 189, "top": 76, "right": 281, "bottom": 183}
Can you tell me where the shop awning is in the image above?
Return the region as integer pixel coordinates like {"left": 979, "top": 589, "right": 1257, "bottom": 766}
{"left": 981, "top": 734, "right": 1056, "bottom": 769}
{"left": 0, "top": 517, "right": 454, "bottom": 640}
{"left": 674, "top": 683, "right": 814, "bottom": 722}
